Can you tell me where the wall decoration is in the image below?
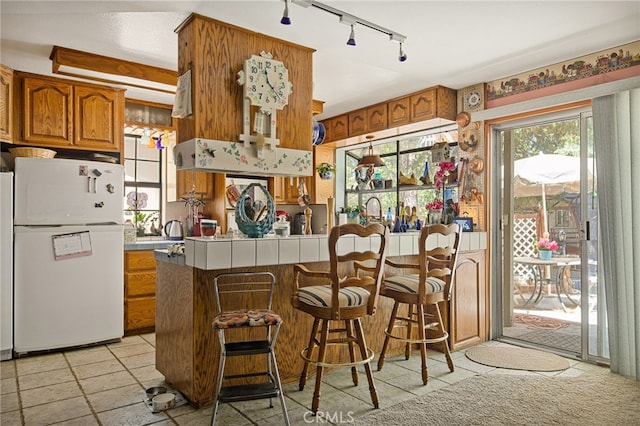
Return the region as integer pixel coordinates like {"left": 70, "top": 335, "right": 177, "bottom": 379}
{"left": 487, "top": 41, "right": 640, "bottom": 104}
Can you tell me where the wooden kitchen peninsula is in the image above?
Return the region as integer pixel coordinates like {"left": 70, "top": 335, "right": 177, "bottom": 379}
{"left": 155, "top": 232, "right": 487, "bottom": 407}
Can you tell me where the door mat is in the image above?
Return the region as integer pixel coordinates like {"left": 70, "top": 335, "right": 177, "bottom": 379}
{"left": 519, "top": 329, "right": 582, "bottom": 353}
{"left": 465, "top": 346, "right": 570, "bottom": 371}
{"left": 514, "top": 313, "right": 572, "bottom": 330}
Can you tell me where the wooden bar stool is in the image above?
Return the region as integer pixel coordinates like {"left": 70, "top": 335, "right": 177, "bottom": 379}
{"left": 210, "top": 272, "right": 289, "bottom": 426}
{"left": 292, "top": 223, "right": 389, "bottom": 414}
{"left": 377, "top": 224, "right": 461, "bottom": 385}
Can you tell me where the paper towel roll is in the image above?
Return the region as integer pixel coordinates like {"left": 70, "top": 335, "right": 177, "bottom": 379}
{"left": 338, "top": 213, "right": 347, "bottom": 225}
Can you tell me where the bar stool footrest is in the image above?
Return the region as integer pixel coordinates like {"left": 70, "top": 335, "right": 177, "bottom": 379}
{"left": 219, "top": 382, "right": 279, "bottom": 402}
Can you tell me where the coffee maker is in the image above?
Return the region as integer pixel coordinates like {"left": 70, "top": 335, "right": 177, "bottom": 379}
{"left": 292, "top": 212, "right": 306, "bottom": 235}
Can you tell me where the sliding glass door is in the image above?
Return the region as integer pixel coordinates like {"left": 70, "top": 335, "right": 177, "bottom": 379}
{"left": 493, "top": 108, "right": 608, "bottom": 362}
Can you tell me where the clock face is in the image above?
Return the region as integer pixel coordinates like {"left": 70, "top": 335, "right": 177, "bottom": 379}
{"left": 465, "top": 90, "right": 482, "bottom": 109}
{"left": 244, "top": 55, "right": 290, "bottom": 109}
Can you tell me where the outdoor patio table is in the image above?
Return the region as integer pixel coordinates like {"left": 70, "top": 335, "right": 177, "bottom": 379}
{"left": 513, "top": 256, "right": 581, "bottom": 311}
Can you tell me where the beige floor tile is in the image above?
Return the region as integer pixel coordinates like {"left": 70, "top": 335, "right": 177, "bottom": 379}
{"left": 107, "top": 335, "right": 146, "bottom": 348}
{"left": 1, "top": 376, "right": 17, "bottom": 394}
{"left": 118, "top": 350, "right": 156, "bottom": 370}
{"left": 0, "top": 391, "right": 20, "bottom": 413}
{"left": 86, "top": 383, "right": 144, "bottom": 413}
{"left": 0, "top": 408, "right": 22, "bottom": 426}
{"left": 64, "top": 346, "right": 116, "bottom": 367}
{"left": 96, "top": 400, "right": 170, "bottom": 426}
{"left": 72, "top": 358, "right": 125, "bottom": 380}
{"left": 139, "top": 333, "right": 156, "bottom": 346}
{"left": 79, "top": 370, "right": 137, "bottom": 395}
{"left": 18, "top": 367, "right": 74, "bottom": 391}
{"left": 50, "top": 414, "right": 100, "bottom": 425}
{"left": 22, "top": 396, "right": 92, "bottom": 425}
{"left": 108, "top": 342, "right": 155, "bottom": 359}
{"left": 174, "top": 403, "right": 248, "bottom": 426}
{"left": 129, "top": 365, "right": 165, "bottom": 386}
{"left": 15, "top": 353, "right": 67, "bottom": 376}
{"left": 20, "top": 380, "right": 83, "bottom": 408}
{"left": 0, "top": 360, "right": 16, "bottom": 379}
{"left": 229, "top": 395, "right": 290, "bottom": 423}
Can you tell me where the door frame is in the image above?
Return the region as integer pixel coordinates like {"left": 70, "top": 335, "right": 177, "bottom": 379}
{"left": 488, "top": 103, "right": 603, "bottom": 361}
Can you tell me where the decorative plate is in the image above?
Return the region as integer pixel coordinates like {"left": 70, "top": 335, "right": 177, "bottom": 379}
{"left": 312, "top": 119, "right": 326, "bottom": 146}
{"left": 459, "top": 128, "right": 479, "bottom": 152}
{"left": 465, "top": 90, "right": 482, "bottom": 109}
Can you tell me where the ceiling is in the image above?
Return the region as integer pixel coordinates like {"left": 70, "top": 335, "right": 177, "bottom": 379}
{"left": 2, "top": 1, "right": 639, "bottom": 120}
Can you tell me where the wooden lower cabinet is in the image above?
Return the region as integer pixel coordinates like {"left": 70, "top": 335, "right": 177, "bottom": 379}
{"left": 449, "top": 250, "right": 487, "bottom": 350}
{"left": 124, "top": 250, "right": 157, "bottom": 335}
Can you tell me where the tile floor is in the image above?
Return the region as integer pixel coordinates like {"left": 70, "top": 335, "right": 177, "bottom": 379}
{"left": 0, "top": 334, "right": 606, "bottom": 425}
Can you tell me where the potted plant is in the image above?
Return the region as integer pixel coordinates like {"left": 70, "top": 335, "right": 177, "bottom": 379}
{"left": 344, "top": 205, "right": 365, "bottom": 224}
{"left": 316, "top": 162, "right": 336, "bottom": 180}
{"left": 535, "top": 237, "right": 558, "bottom": 260}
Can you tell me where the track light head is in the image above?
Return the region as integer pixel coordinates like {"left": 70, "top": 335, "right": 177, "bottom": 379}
{"left": 347, "top": 24, "right": 356, "bottom": 46}
{"left": 399, "top": 42, "right": 407, "bottom": 62}
{"left": 280, "top": 0, "right": 291, "bottom": 25}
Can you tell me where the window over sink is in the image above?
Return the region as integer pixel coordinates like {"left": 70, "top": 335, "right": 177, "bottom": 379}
{"left": 123, "top": 134, "right": 163, "bottom": 237}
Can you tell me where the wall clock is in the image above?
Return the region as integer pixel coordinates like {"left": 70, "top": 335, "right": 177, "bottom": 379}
{"left": 237, "top": 51, "right": 293, "bottom": 155}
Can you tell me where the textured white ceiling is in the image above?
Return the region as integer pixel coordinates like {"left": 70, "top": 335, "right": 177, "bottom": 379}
{"left": 2, "top": 1, "right": 639, "bottom": 119}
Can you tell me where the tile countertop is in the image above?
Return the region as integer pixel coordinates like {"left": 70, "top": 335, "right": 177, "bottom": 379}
{"left": 182, "top": 232, "right": 487, "bottom": 271}
{"left": 124, "top": 238, "right": 184, "bottom": 251}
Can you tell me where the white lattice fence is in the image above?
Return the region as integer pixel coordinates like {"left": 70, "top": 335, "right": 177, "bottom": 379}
{"left": 514, "top": 215, "right": 537, "bottom": 279}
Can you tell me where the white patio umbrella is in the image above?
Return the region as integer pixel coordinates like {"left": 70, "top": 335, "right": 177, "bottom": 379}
{"left": 513, "top": 153, "right": 595, "bottom": 234}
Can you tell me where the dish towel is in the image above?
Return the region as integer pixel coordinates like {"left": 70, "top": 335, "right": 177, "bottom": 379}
{"left": 172, "top": 69, "right": 192, "bottom": 118}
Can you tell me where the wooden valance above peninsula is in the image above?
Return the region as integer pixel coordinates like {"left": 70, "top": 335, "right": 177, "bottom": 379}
{"left": 154, "top": 232, "right": 487, "bottom": 406}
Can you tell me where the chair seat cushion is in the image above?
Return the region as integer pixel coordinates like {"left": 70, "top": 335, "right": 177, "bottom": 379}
{"left": 383, "top": 274, "right": 446, "bottom": 295}
{"left": 297, "top": 285, "right": 370, "bottom": 308}
{"left": 213, "top": 309, "right": 282, "bottom": 329}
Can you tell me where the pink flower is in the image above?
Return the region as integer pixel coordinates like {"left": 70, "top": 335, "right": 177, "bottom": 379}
{"left": 536, "top": 238, "right": 558, "bottom": 251}
{"left": 426, "top": 199, "right": 444, "bottom": 211}
{"left": 434, "top": 160, "right": 457, "bottom": 189}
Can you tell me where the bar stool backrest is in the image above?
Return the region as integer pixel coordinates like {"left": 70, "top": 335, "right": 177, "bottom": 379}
{"left": 213, "top": 272, "right": 276, "bottom": 316}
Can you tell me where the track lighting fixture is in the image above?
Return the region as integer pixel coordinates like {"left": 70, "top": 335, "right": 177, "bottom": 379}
{"left": 280, "top": 0, "right": 291, "bottom": 25}
{"left": 287, "top": 0, "right": 407, "bottom": 61}
{"left": 399, "top": 42, "right": 407, "bottom": 62}
{"left": 347, "top": 24, "right": 356, "bottom": 46}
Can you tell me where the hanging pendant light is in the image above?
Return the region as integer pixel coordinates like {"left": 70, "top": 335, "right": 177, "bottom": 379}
{"left": 357, "top": 138, "right": 385, "bottom": 169}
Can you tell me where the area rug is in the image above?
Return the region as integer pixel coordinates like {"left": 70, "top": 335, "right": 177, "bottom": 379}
{"left": 513, "top": 313, "right": 572, "bottom": 330}
{"left": 354, "top": 373, "right": 640, "bottom": 426}
{"left": 465, "top": 346, "right": 570, "bottom": 371}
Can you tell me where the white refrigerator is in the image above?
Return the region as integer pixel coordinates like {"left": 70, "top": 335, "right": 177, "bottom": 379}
{"left": 1, "top": 172, "right": 13, "bottom": 360}
{"left": 13, "top": 157, "right": 124, "bottom": 355}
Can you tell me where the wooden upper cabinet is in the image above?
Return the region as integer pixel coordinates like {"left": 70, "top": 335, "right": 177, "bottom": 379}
{"left": 323, "top": 114, "right": 348, "bottom": 143}
{"left": 348, "top": 104, "right": 387, "bottom": 137}
{"left": 388, "top": 97, "right": 410, "bottom": 127}
{"left": 320, "top": 86, "right": 455, "bottom": 143}
{"left": 0, "top": 65, "right": 13, "bottom": 142}
{"left": 366, "top": 103, "right": 388, "bottom": 132}
{"left": 14, "top": 72, "right": 123, "bottom": 152}
{"left": 409, "top": 88, "right": 437, "bottom": 122}
{"left": 22, "top": 76, "right": 73, "bottom": 146}
{"left": 348, "top": 109, "right": 366, "bottom": 137}
{"left": 75, "top": 85, "right": 123, "bottom": 150}
{"left": 176, "top": 169, "right": 214, "bottom": 201}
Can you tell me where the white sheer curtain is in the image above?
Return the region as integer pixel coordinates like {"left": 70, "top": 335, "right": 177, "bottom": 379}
{"left": 592, "top": 88, "right": 640, "bottom": 381}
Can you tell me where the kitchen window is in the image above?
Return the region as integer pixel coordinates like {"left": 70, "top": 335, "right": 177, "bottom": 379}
{"left": 339, "top": 124, "right": 459, "bottom": 220}
{"left": 123, "top": 134, "right": 163, "bottom": 236}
